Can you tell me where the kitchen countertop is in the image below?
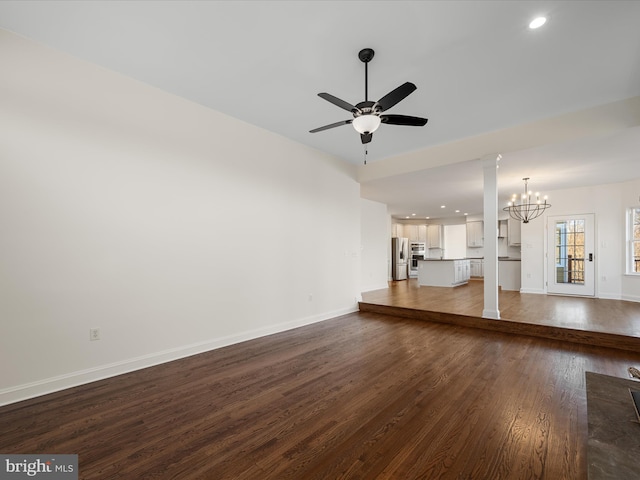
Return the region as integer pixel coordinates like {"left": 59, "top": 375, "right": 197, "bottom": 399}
{"left": 419, "top": 257, "right": 521, "bottom": 261}
{"left": 418, "top": 258, "right": 469, "bottom": 261}
{"left": 463, "top": 257, "right": 522, "bottom": 261}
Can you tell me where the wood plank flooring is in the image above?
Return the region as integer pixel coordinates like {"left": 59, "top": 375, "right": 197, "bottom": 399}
{"left": 360, "top": 279, "right": 640, "bottom": 351}
{"left": 2, "top": 312, "right": 640, "bottom": 479}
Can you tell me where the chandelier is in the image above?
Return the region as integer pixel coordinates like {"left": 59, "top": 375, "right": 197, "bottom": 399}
{"left": 503, "top": 177, "right": 551, "bottom": 223}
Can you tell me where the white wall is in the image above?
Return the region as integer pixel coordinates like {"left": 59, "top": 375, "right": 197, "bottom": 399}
{"left": 0, "top": 30, "right": 361, "bottom": 405}
{"left": 360, "top": 199, "right": 390, "bottom": 293}
{"left": 520, "top": 178, "right": 640, "bottom": 301}
{"left": 444, "top": 224, "right": 467, "bottom": 259}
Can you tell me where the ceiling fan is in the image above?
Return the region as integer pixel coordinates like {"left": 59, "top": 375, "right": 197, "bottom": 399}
{"left": 310, "top": 48, "right": 428, "bottom": 145}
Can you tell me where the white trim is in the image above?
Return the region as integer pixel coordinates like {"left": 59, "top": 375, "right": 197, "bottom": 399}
{"left": 0, "top": 306, "right": 357, "bottom": 407}
{"left": 598, "top": 292, "right": 622, "bottom": 300}
{"left": 482, "top": 309, "right": 500, "bottom": 319}
{"left": 519, "top": 288, "right": 547, "bottom": 294}
{"left": 626, "top": 206, "right": 640, "bottom": 274}
{"left": 622, "top": 293, "right": 640, "bottom": 303}
{"left": 361, "top": 283, "right": 390, "bottom": 293}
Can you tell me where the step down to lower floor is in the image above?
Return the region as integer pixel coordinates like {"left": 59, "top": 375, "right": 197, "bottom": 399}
{"left": 358, "top": 302, "right": 640, "bottom": 353}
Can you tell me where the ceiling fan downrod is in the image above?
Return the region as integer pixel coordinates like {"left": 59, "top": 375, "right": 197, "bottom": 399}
{"left": 358, "top": 48, "right": 375, "bottom": 102}
{"left": 358, "top": 48, "right": 376, "bottom": 102}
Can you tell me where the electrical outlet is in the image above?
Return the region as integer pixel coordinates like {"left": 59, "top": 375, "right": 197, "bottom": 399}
{"left": 90, "top": 328, "right": 101, "bottom": 341}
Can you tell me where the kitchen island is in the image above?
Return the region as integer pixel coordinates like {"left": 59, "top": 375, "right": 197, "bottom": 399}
{"left": 418, "top": 259, "right": 470, "bottom": 287}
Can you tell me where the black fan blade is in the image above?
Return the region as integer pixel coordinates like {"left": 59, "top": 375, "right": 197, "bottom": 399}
{"left": 377, "top": 82, "right": 417, "bottom": 112}
{"left": 381, "top": 114, "right": 428, "bottom": 127}
{"left": 361, "top": 133, "right": 372, "bottom": 144}
{"left": 318, "top": 93, "right": 359, "bottom": 113}
{"left": 309, "top": 119, "right": 353, "bottom": 133}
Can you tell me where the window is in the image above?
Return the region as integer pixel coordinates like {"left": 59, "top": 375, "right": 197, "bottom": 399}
{"left": 628, "top": 207, "right": 640, "bottom": 274}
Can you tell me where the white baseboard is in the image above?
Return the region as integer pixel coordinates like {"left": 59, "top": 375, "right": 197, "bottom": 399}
{"left": 622, "top": 293, "right": 640, "bottom": 303}
{"left": 520, "top": 289, "right": 638, "bottom": 302}
{"left": 519, "top": 288, "right": 546, "bottom": 294}
{"left": 0, "top": 305, "right": 358, "bottom": 407}
{"left": 361, "top": 283, "right": 389, "bottom": 293}
{"left": 598, "top": 292, "right": 622, "bottom": 300}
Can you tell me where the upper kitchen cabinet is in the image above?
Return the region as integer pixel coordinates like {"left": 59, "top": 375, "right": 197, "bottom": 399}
{"left": 393, "top": 223, "right": 429, "bottom": 242}
{"left": 467, "top": 221, "right": 484, "bottom": 247}
{"left": 508, "top": 218, "right": 521, "bottom": 246}
{"left": 392, "top": 223, "right": 404, "bottom": 238}
{"left": 404, "top": 224, "right": 419, "bottom": 242}
{"left": 418, "top": 224, "right": 428, "bottom": 243}
{"left": 427, "top": 224, "right": 443, "bottom": 249}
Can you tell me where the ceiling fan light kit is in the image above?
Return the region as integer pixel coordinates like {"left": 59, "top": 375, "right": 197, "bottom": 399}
{"left": 310, "top": 48, "right": 428, "bottom": 151}
{"left": 352, "top": 114, "right": 381, "bottom": 134}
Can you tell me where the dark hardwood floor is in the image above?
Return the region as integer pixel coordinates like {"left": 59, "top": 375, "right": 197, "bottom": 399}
{"left": 2, "top": 312, "right": 640, "bottom": 479}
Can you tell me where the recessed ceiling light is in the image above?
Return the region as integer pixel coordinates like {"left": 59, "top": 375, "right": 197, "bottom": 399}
{"left": 529, "top": 16, "right": 547, "bottom": 29}
{"left": 405, "top": 216, "right": 410, "bottom": 219}
{"left": 455, "top": 210, "right": 460, "bottom": 213}
{"left": 440, "top": 205, "right": 446, "bottom": 209}
{"left": 426, "top": 216, "right": 430, "bottom": 219}
{"left": 464, "top": 213, "right": 468, "bottom": 216}
{"left": 411, "top": 213, "right": 416, "bottom": 216}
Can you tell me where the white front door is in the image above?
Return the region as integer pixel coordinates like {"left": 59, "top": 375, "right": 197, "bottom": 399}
{"left": 547, "top": 214, "right": 595, "bottom": 296}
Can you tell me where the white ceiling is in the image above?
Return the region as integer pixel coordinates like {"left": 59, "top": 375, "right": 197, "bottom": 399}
{"left": 1, "top": 1, "right": 639, "bottom": 219}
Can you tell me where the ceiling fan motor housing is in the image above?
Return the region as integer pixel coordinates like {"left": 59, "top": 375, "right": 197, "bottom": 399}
{"left": 354, "top": 101, "right": 379, "bottom": 116}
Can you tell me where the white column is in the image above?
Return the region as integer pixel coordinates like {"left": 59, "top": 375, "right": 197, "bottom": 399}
{"left": 482, "top": 154, "right": 501, "bottom": 319}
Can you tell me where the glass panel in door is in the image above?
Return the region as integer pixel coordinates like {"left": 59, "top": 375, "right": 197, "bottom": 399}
{"left": 547, "top": 214, "right": 594, "bottom": 296}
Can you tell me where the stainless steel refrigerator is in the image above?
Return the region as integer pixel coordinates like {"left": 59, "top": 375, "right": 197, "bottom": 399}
{"left": 391, "top": 237, "right": 409, "bottom": 281}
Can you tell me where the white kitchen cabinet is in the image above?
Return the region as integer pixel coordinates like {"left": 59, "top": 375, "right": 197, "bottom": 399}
{"left": 404, "top": 224, "right": 419, "bottom": 242}
{"left": 418, "top": 259, "right": 470, "bottom": 287}
{"left": 427, "top": 224, "right": 443, "bottom": 249}
{"left": 508, "top": 218, "right": 521, "bottom": 246}
{"left": 470, "top": 259, "right": 484, "bottom": 277}
{"left": 418, "top": 224, "right": 428, "bottom": 243}
{"left": 455, "top": 260, "right": 470, "bottom": 284}
{"left": 392, "top": 223, "right": 405, "bottom": 238}
{"left": 466, "top": 221, "right": 484, "bottom": 247}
